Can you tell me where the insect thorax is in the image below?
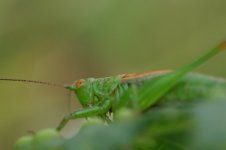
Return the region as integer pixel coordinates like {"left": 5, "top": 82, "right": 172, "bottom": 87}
{"left": 92, "top": 77, "right": 121, "bottom": 99}
{"left": 75, "top": 76, "right": 121, "bottom": 106}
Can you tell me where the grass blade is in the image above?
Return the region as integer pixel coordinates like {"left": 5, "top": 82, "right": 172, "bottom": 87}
{"left": 139, "top": 41, "right": 226, "bottom": 110}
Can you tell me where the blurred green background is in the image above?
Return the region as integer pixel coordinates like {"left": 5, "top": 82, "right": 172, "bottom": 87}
{"left": 0, "top": 0, "right": 226, "bottom": 149}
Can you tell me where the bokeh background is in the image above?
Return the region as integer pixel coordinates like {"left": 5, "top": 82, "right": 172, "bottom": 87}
{"left": 0, "top": 0, "right": 226, "bottom": 149}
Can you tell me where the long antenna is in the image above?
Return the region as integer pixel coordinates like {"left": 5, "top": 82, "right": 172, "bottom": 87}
{"left": 0, "top": 78, "right": 65, "bottom": 88}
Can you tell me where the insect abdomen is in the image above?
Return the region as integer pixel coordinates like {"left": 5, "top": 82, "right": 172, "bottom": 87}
{"left": 121, "top": 73, "right": 226, "bottom": 104}
{"left": 159, "top": 73, "right": 226, "bottom": 103}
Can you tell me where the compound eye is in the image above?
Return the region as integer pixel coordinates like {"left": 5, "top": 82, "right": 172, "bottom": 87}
{"left": 75, "top": 79, "right": 85, "bottom": 88}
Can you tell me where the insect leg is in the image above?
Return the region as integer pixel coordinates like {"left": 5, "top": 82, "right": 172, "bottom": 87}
{"left": 130, "top": 84, "right": 139, "bottom": 110}
{"left": 115, "top": 84, "right": 140, "bottom": 110}
{"left": 56, "top": 99, "right": 112, "bottom": 131}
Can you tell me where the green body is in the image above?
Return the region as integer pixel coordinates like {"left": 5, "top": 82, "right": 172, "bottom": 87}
{"left": 56, "top": 42, "right": 226, "bottom": 131}
{"left": 74, "top": 73, "right": 226, "bottom": 107}
{"left": 56, "top": 73, "right": 226, "bottom": 131}
{"left": 77, "top": 73, "right": 226, "bottom": 107}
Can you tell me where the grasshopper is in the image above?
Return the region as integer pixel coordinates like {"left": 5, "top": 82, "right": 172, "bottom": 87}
{"left": 1, "top": 42, "right": 226, "bottom": 131}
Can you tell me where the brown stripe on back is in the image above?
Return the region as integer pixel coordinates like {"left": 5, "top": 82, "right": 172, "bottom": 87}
{"left": 120, "top": 70, "right": 171, "bottom": 82}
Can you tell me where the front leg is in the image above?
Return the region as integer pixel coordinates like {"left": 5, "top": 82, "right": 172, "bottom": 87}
{"left": 56, "top": 100, "right": 112, "bottom": 131}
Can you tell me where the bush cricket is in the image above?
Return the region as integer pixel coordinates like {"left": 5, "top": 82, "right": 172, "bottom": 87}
{"left": 1, "top": 41, "right": 226, "bottom": 131}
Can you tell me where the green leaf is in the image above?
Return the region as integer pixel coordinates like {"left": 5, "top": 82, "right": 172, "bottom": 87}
{"left": 15, "top": 100, "right": 226, "bottom": 150}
